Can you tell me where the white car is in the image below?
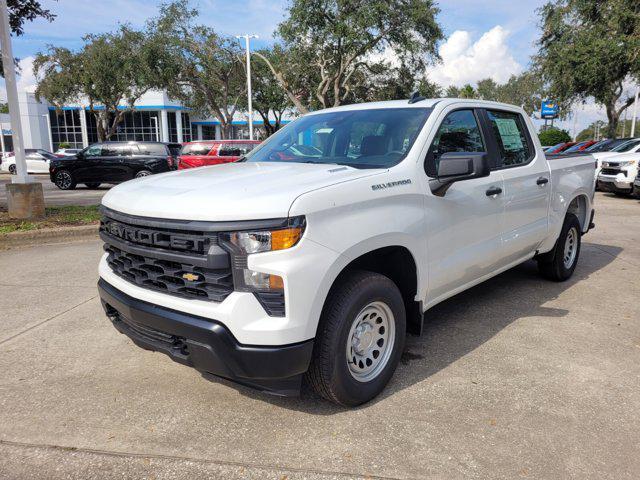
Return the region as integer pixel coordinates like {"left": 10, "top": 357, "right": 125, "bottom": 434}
{"left": 97, "top": 98, "right": 595, "bottom": 406}
{"left": 592, "top": 138, "right": 640, "bottom": 179}
{"left": 597, "top": 151, "right": 639, "bottom": 195}
{"left": 0, "top": 149, "right": 56, "bottom": 174}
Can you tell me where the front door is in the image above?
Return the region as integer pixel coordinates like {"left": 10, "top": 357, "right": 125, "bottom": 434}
{"left": 482, "top": 109, "right": 550, "bottom": 265}
{"left": 423, "top": 108, "right": 505, "bottom": 304}
{"left": 74, "top": 144, "right": 103, "bottom": 182}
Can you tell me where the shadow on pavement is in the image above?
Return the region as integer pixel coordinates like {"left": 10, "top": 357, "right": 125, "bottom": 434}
{"left": 210, "top": 242, "right": 621, "bottom": 414}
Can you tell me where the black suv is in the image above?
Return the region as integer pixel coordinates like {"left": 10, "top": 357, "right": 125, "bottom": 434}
{"left": 49, "top": 141, "right": 182, "bottom": 190}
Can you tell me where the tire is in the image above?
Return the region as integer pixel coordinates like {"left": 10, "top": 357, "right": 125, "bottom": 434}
{"left": 54, "top": 170, "right": 76, "bottom": 190}
{"left": 135, "top": 170, "right": 152, "bottom": 178}
{"left": 8, "top": 164, "right": 16, "bottom": 175}
{"left": 537, "top": 213, "right": 581, "bottom": 282}
{"left": 306, "top": 270, "right": 406, "bottom": 406}
{"left": 84, "top": 182, "right": 101, "bottom": 189}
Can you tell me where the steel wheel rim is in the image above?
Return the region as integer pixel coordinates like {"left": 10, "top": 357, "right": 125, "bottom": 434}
{"left": 563, "top": 227, "right": 578, "bottom": 269}
{"left": 346, "top": 301, "right": 395, "bottom": 382}
{"left": 9, "top": 165, "right": 15, "bottom": 174}
{"left": 56, "top": 171, "right": 71, "bottom": 189}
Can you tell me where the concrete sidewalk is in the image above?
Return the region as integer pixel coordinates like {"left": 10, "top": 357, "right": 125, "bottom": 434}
{"left": 1, "top": 192, "right": 639, "bottom": 479}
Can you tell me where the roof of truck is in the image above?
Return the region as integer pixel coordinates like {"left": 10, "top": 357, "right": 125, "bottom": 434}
{"left": 308, "top": 98, "right": 524, "bottom": 115}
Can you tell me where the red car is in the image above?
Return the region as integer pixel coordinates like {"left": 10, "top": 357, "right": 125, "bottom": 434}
{"left": 545, "top": 142, "right": 576, "bottom": 154}
{"left": 178, "top": 140, "right": 261, "bottom": 169}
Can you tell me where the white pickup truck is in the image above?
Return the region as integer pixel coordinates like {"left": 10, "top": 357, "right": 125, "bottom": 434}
{"left": 98, "top": 98, "right": 595, "bottom": 406}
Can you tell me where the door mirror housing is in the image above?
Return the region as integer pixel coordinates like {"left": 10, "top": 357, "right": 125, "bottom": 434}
{"left": 429, "top": 152, "right": 490, "bottom": 197}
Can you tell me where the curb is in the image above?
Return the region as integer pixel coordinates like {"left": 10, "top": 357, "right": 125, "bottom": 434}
{"left": 0, "top": 224, "right": 99, "bottom": 250}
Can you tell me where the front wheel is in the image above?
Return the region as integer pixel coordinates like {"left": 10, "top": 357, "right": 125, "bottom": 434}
{"left": 8, "top": 164, "right": 16, "bottom": 175}
{"left": 537, "top": 213, "right": 581, "bottom": 281}
{"left": 306, "top": 270, "right": 406, "bottom": 406}
{"left": 54, "top": 170, "right": 76, "bottom": 190}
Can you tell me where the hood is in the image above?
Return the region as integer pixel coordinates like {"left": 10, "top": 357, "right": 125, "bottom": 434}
{"left": 102, "top": 161, "right": 383, "bottom": 221}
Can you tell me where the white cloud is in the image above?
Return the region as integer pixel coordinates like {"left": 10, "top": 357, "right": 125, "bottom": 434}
{"left": 428, "top": 26, "right": 522, "bottom": 88}
{"left": 16, "top": 56, "right": 37, "bottom": 92}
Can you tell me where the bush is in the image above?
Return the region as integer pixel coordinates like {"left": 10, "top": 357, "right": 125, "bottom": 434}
{"left": 57, "top": 142, "right": 71, "bottom": 149}
{"left": 538, "top": 128, "right": 571, "bottom": 146}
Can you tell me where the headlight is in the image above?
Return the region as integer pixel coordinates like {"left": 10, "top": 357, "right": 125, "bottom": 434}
{"left": 619, "top": 160, "right": 637, "bottom": 167}
{"left": 220, "top": 217, "right": 305, "bottom": 316}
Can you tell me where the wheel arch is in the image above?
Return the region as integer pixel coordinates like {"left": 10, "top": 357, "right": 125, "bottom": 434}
{"left": 566, "top": 193, "right": 590, "bottom": 233}
{"left": 314, "top": 240, "right": 423, "bottom": 337}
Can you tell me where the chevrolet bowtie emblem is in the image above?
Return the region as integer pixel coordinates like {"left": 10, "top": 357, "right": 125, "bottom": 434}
{"left": 182, "top": 273, "right": 201, "bottom": 282}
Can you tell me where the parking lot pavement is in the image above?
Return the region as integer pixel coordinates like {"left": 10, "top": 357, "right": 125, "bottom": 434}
{"left": 0, "top": 173, "right": 109, "bottom": 208}
{"left": 1, "top": 192, "right": 639, "bottom": 479}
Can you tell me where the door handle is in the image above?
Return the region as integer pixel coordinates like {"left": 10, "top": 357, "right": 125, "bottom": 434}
{"left": 485, "top": 186, "right": 502, "bottom": 196}
{"left": 537, "top": 177, "right": 549, "bottom": 186}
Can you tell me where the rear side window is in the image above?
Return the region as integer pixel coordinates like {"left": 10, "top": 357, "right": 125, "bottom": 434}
{"left": 486, "top": 110, "right": 532, "bottom": 167}
{"left": 138, "top": 143, "right": 168, "bottom": 156}
{"left": 181, "top": 143, "right": 214, "bottom": 155}
{"left": 103, "top": 144, "right": 132, "bottom": 157}
{"left": 426, "top": 109, "right": 485, "bottom": 177}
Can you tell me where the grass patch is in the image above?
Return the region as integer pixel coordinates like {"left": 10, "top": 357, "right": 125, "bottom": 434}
{"left": 0, "top": 205, "right": 101, "bottom": 235}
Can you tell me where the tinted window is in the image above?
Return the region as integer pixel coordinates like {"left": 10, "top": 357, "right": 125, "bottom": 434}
{"left": 246, "top": 108, "right": 431, "bottom": 169}
{"left": 102, "top": 144, "right": 132, "bottom": 157}
{"left": 426, "top": 109, "right": 484, "bottom": 177}
{"left": 138, "top": 143, "right": 168, "bottom": 156}
{"left": 486, "top": 110, "right": 532, "bottom": 167}
{"left": 613, "top": 139, "right": 640, "bottom": 152}
{"left": 219, "top": 144, "right": 243, "bottom": 157}
{"left": 181, "top": 143, "right": 214, "bottom": 155}
{"left": 167, "top": 143, "right": 182, "bottom": 156}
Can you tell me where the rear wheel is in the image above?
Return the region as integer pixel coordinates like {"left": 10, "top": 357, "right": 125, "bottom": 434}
{"left": 8, "top": 164, "right": 16, "bottom": 175}
{"left": 306, "top": 270, "right": 406, "bottom": 406}
{"left": 54, "top": 170, "right": 76, "bottom": 190}
{"left": 84, "top": 182, "right": 101, "bottom": 189}
{"left": 537, "top": 213, "right": 581, "bottom": 281}
{"left": 135, "top": 170, "right": 152, "bottom": 178}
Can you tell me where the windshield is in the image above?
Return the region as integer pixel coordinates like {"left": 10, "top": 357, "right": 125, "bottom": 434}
{"left": 244, "top": 108, "right": 432, "bottom": 169}
{"left": 612, "top": 139, "right": 640, "bottom": 152}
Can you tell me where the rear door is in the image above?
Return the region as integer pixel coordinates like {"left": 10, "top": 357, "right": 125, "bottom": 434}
{"left": 481, "top": 109, "right": 550, "bottom": 264}
{"left": 100, "top": 143, "right": 131, "bottom": 182}
{"left": 424, "top": 108, "right": 506, "bottom": 303}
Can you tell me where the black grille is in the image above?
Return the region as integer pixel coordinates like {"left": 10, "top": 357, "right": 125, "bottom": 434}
{"left": 601, "top": 168, "right": 623, "bottom": 176}
{"left": 254, "top": 291, "right": 286, "bottom": 317}
{"left": 101, "top": 209, "right": 233, "bottom": 302}
{"left": 105, "top": 245, "right": 233, "bottom": 302}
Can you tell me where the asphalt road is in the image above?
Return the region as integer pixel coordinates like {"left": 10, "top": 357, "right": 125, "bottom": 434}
{"left": 0, "top": 173, "right": 109, "bottom": 208}
{"left": 1, "top": 192, "right": 639, "bottom": 479}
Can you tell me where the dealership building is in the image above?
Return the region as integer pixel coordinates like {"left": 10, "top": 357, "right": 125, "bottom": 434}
{"left": 4, "top": 87, "right": 291, "bottom": 153}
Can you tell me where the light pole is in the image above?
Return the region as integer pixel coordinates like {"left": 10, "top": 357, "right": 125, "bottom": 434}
{"left": 236, "top": 34, "right": 258, "bottom": 140}
{"left": 631, "top": 87, "right": 639, "bottom": 138}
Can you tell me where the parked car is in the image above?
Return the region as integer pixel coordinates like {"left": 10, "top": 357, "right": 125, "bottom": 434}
{"left": 562, "top": 140, "right": 597, "bottom": 153}
{"left": 49, "top": 141, "right": 182, "bottom": 190}
{"left": 585, "top": 138, "right": 634, "bottom": 153}
{"left": 545, "top": 142, "right": 576, "bottom": 154}
{"left": 1, "top": 148, "right": 58, "bottom": 174}
{"left": 55, "top": 148, "right": 83, "bottom": 157}
{"left": 590, "top": 138, "right": 640, "bottom": 185}
{"left": 97, "top": 98, "right": 596, "bottom": 406}
{"left": 178, "top": 140, "right": 261, "bottom": 169}
{"left": 597, "top": 152, "right": 639, "bottom": 195}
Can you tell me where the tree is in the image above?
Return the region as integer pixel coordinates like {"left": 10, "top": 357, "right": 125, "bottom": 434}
{"left": 246, "top": 48, "right": 293, "bottom": 137}
{"left": 1, "top": 1, "right": 56, "bottom": 72}
{"left": 34, "top": 26, "right": 169, "bottom": 141}
{"left": 150, "top": 1, "right": 245, "bottom": 139}
{"left": 535, "top": 0, "right": 640, "bottom": 138}
{"left": 256, "top": 0, "right": 443, "bottom": 113}
{"left": 538, "top": 127, "right": 571, "bottom": 146}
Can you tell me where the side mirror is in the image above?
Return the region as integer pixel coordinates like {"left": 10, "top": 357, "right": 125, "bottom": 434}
{"left": 429, "top": 152, "right": 490, "bottom": 197}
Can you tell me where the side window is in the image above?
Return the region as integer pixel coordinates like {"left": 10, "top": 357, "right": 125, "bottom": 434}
{"left": 486, "top": 110, "right": 532, "bottom": 167}
{"left": 219, "top": 144, "right": 242, "bottom": 157}
{"left": 102, "top": 144, "right": 123, "bottom": 157}
{"left": 425, "top": 109, "right": 485, "bottom": 177}
{"left": 84, "top": 144, "right": 102, "bottom": 157}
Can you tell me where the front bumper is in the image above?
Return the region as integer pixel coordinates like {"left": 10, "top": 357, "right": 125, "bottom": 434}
{"left": 98, "top": 278, "right": 314, "bottom": 396}
{"left": 597, "top": 174, "right": 634, "bottom": 193}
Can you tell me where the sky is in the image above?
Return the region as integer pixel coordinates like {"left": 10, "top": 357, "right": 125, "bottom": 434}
{"left": 5, "top": 0, "right": 611, "bottom": 135}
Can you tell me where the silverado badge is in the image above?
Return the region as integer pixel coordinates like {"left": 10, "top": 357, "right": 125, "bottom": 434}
{"left": 182, "top": 273, "right": 201, "bottom": 282}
